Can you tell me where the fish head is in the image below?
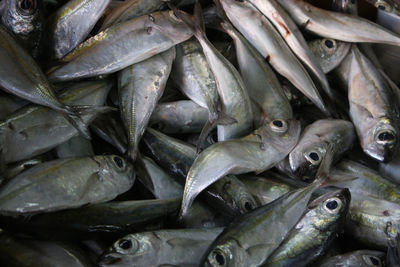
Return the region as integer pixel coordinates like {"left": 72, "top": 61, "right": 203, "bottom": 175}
{"left": 98, "top": 155, "right": 135, "bottom": 190}
{"left": 373, "top": 0, "right": 394, "bottom": 13}
{"left": 149, "top": 11, "right": 193, "bottom": 42}
{"left": 356, "top": 250, "right": 386, "bottom": 267}
{"left": 1, "top": 0, "right": 41, "bottom": 38}
{"left": 363, "top": 118, "right": 398, "bottom": 162}
{"left": 308, "top": 188, "right": 351, "bottom": 230}
{"left": 289, "top": 139, "right": 327, "bottom": 181}
{"left": 261, "top": 119, "right": 302, "bottom": 152}
{"left": 99, "top": 233, "right": 157, "bottom": 267}
{"left": 219, "top": 0, "right": 257, "bottom": 21}
{"left": 204, "top": 239, "right": 244, "bottom": 267}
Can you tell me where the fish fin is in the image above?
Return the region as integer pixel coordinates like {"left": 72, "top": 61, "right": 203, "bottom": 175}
{"left": 194, "top": 1, "right": 206, "bottom": 32}
{"left": 167, "top": 2, "right": 204, "bottom": 40}
{"left": 135, "top": 155, "right": 156, "bottom": 195}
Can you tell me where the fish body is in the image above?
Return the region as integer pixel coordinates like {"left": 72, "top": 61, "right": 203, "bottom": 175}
{"left": 318, "top": 250, "right": 386, "bottom": 267}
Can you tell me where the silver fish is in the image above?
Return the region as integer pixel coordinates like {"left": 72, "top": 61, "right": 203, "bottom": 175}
{"left": 318, "top": 250, "right": 385, "bottom": 267}
{"left": 55, "top": 136, "right": 94, "bottom": 159}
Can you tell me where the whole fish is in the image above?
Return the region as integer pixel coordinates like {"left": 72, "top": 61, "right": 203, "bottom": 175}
{"left": 55, "top": 136, "right": 94, "bottom": 159}
{"left": 0, "top": 234, "right": 94, "bottom": 267}
{"left": 308, "top": 38, "right": 351, "bottom": 74}
{"left": 366, "top": 0, "right": 400, "bottom": 15}
{"left": 1, "top": 0, "right": 44, "bottom": 58}
{"left": 47, "top": 0, "right": 111, "bottom": 59}
{"left": 264, "top": 188, "right": 351, "bottom": 266}
{"left": 99, "top": 228, "right": 224, "bottom": 267}
{"left": 0, "top": 155, "right": 134, "bottom": 216}
{"left": 172, "top": 5, "right": 253, "bottom": 142}
{"left": 218, "top": 0, "right": 330, "bottom": 116}
{"left": 0, "top": 25, "right": 90, "bottom": 138}
{"left": 149, "top": 100, "right": 209, "bottom": 134}
{"left": 181, "top": 119, "right": 300, "bottom": 218}
{"left": 348, "top": 46, "right": 400, "bottom": 162}
{"left": 48, "top": 10, "right": 192, "bottom": 82}
{"left": 247, "top": 0, "right": 334, "bottom": 101}
{"left": 142, "top": 128, "right": 258, "bottom": 218}
{"left": 280, "top": 0, "right": 400, "bottom": 46}
{"left": 289, "top": 119, "right": 355, "bottom": 179}
{"left": 318, "top": 250, "right": 385, "bottom": 267}
{"left": 0, "top": 81, "right": 111, "bottom": 164}
{"left": 119, "top": 48, "right": 175, "bottom": 161}
{"left": 221, "top": 21, "right": 293, "bottom": 127}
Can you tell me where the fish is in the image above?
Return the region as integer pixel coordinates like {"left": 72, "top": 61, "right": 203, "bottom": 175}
{"left": 55, "top": 136, "right": 94, "bottom": 159}
{"left": 47, "top": 0, "right": 111, "bottom": 59}
{"left": 180, "top": 118, "right": 301, "bottom": 218}
{"left": 308, "top": 38, "right": 351, "bottom": 74}
{"left": 332, "top": 0, "right": 358, "bottom": 14}
{"left": 0, "top": 92, "right": 28, "bottom": 120}
{"left": 263, "top": 188, "right": 351, "bottom": 266}
{"left": 247, "top": 0, "right": 334, "bottom": 102}
{"left": 1, "top": 0, "right": 44, "bottom": 58}
{"left": 99, "top": 228, "right": 224, "bottom": 267}
{"left": 380, "top": 151, "right": 400, "bottom": 185}
{"left": 0, "top": 155, "right": 134, "bottom": 216}
{"left": 0, "top": 80, "right": 112, "bottom": 164}
{"left": 386, "top": 222, "right": 400, "bottom": 267}
{"left": 119, "top": 47, "right": 175, "bottom": 161}
{"left": 289, "top": 119, "right": 355, "bottom": 180}
{"left": 218, "top": 0, "right": 330, "bottom": 116}
{"left": 366, "top": 0, "right": 400, "bottom": 15}
{"left": 1, "top": 158, "right": 44, "bottom": 181}
{"left": 348, "top": 46, "right": 400, "bottom": 162}
{"left": 0, "top": 25, "right": 91, "bottom": 139}
{"left": 149, "top": 100, "right": 209, "bottom": 134}
{"left": 318, "top": 250, "right": 386, "bottom": 267}
{"left": 279, "top": 0, "right": 400, "bottom": 46}
{"left": 48, "top": 10, "right": 193, "bottom": 82}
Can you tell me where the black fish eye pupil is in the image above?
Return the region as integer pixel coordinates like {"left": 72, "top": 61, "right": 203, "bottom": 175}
{"left": 244, "top": 201, "right": 253, "bottom": 211}
{"left": 113, "top": 157, "right": 124, "bottom": 168}
{"left": 309, "top": 152, "right": 319, "bottom": 161}
{"left": 378, "top": 132, "right": 394, "bottom": 141}
{"left": 272, "top": 120, "right": 283, "bottom": 127}
{"left": 215, "top": 252, "right": 225, "bottom": 265}
{"left": 326, "top": 200, "right": 338, "bottom": 210}
{"left": 118, "top": 239, "right": 132, "bottom": 250}
{"left": 324, "top": 40, "right": 334, "bottom": 48}
{"left": 20, "top": 0, "right": 33, "bottom": 10}
{"left": 369, "top": 256, "right": 379, "bottom": 265}
{"left": 378, "top": 5, "right": 386, "bottom": 10}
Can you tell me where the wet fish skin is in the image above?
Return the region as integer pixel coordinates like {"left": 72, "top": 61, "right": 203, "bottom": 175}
{"left": 380, "top": 151, "right": 400, "bottom": 185}
{"left": 219, "top": 0, "right": 330, "bottom": 116}
{"left": 119, "top": 48, "right": 175, "bottom": 161}
{"left": 0, "top": 81, "right": 112, "bottom": 164}
{"left": 308, "top": 38, "right": 351, "bottom": 74}
{"left": 332, "top": 0, "right": 358, "bottom": 14}
{"left": 48, "top": 10, "right": 193, "bottom": 82}
{"left": 1, "top": 0, "right": 44, "bottom": 58}
{"left": 280, "top": 0, "right": 400, "bottom": 46}
{"left": 318, "top": 250, "right": 385, "bottom": 267}
{"left": 365, "top": 0, "right": 400, "bottom": 16}
{"left": 348, "top": 46, "right": 400, "bottom": 162}
{"left": 289, "top": 119, "right": 355, "bottom": 180}
{"left": 47, "top": 0, "right": 111, "bottom": 59}
{"left": 149, "top": 100, "right": 209, "bottom": 134}
{"left": 2, "top": 158, "right": 44, "bottom": 180}
{"left": 0, "top": 92, "right": 29, "bottom": 120}
{"left": 55, "top": 136, "right": 95, "bottom": 159}
{"left": 99, "top": 228, "right": 224, "bottom": 267}
{"left": 264, "top": 188, "right": 351, "bottom": 267}
{"left": 0, "top": 155, "right": 134, "bottom": 215}
{"left": 181, "top": 119, "right": 301, "bottom": 218}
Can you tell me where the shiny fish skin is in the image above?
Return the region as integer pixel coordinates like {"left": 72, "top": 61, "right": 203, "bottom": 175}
{"left": 99, "top": 228, "right": 224, "bottom": 267}
{"left": 0, "top": 155, "right": 134, "bottom": 216}
{"left": 332, "top": 0, "right": 358, "bottom": 14}
{"left": 48, "top": 11, "right": 193, "bottom": 82}
{"left": 289, "top": 119, "right": 355, "bottom": 180}
{"left": 181, "top": 119, "right": 301, "bottom": 218}
{"left": 55, "top": 136, "right": 95, "bottom": 159}
{"left": 47, "top": 0, "right": 111, "bottom": 60}
{"left": 0, "top": 25, "right": 90, "bottom": 138}
{"left": 221, "top": 21, "right": 293, "bottom": 127}
{"left": 280, "top": 0, "right": 400, "bottom": 46}
{"left": 248, "top": 0, "right": 334, "bottom": 101}
{"left": 119, "top": 48, "right": 175, "bottom": 161}
{"left": 380, "top": 151, "right": 400, "bottom": 184}
{"left": 308, "top": 38, "right": 351, "bottom": 74}
{"left": 0, "top": 81, "right": 111, "bottom": 164}
{"left": 365, "top": 0, "right": 400, "bottom": 16}
{"left": 318, "top": 250, "right": 385, "bottom": 267}
{"left": 0, "top": 92, "right": 28, "bottom": 120}
{"left": 1, "top": 0, "right": 44, "bottom": 58}
{"left": 348, "top": 46, "right": 400, "bottom": 162}
{"left": 149, "top": 100, "right": 209, "bottom": 134}
{"left": 264, "top": 188, "right": 350, "bottom": 267}
{"left": 219, "top": 0, "right": 330, "bottom": 116}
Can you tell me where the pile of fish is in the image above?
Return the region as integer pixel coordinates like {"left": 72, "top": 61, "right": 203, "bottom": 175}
{"left": 0, "top": 0, "right": 400, "bottom": 266}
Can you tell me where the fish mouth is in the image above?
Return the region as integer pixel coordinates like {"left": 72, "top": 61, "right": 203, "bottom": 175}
{"left": 98, "top": 254, "right": 122, "bottom": 266}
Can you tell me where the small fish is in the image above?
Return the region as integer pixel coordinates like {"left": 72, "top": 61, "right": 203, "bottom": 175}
{"left": 318, "top": 250, "right": 385, "bottom": 267}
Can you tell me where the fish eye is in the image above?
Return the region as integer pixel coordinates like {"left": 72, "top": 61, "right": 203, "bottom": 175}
{"left": 213, "top": 251, "right": 226, "bottom": 266}
{"left": 323, "top": 197, "right": 342, "bottom": 213}
{"left": 118, "top": 239, "right": 132, "bottom": 250}
{"left": 269, "top": 119, "right": 288, "bottom": 133}
{"left": 305, "top": 151, "right": 322, "bottom": 165}
{"left": 375, "top": 1, "right": 391, "bottom": 11}
{"left": 241, "top": 199, "right": 255, "bottom": 212}
{"left": 376, "top": 131, "right": 396, "bottom": 145}
{"left": 207, "top": 248, "right": 230, "bottom": 266}
{"left": 322, "top": 39, "right": 336, "bottom": 53}
{"left": 18, "top": 0, "right": 35, "bottom": 13}
{"left": 115, "top": 237, "right": 139, "bottom": 255}
{"left": 362, "top": 255, "right": 382, "bottom": 266}
{"left": 113, "top": 156, "right": 125, "bottom": 169}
